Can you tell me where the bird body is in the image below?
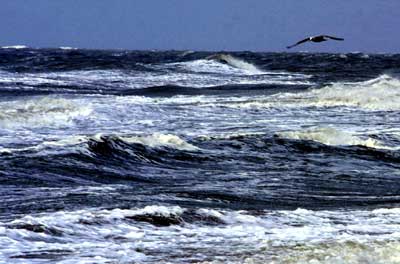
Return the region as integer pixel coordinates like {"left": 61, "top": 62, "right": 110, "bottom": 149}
{"left": 287, "top": 35, "right": 344, "bottom": 49}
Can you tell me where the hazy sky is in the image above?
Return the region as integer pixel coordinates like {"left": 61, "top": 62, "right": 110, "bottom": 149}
{"left": 1, "top": 0, "right": 399, "bottom": 52}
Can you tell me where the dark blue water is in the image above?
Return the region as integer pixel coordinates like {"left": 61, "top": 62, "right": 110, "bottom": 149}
{"left": 1, "top": 47, "right": 400, "bottom": 263}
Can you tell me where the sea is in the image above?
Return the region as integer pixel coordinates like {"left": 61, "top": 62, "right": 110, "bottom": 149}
{"left": 1, "top": 46, "right": 400, "bottom": 263}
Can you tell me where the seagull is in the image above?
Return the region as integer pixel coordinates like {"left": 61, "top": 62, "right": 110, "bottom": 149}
{"left": 286, "top": 35, "right": 344, "bottom": 49}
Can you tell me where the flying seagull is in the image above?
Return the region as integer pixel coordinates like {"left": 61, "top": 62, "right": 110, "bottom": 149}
{"left": 286, "top": 35, "right": 344, "bottom": 49}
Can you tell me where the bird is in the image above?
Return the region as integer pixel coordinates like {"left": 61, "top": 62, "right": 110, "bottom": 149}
{"left": 286, "top": 35, "right": 344, "bottom": 49}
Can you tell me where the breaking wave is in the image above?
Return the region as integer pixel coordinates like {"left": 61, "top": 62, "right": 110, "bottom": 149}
{"left": 0, "top": 133, "right": 198, "bottom": 155}
{"left": 0, "top": 66, "right": 311, "bottom": 96}
{"left": 221, "top": 75, "right": 400, "bottom": 111}
{"left": 308, "top": 75, "right": 400, "bottom": 110}
{"left": 0, "top": 96, "right": 92, "bottom": 128}
{"left": 278, "top": 127, "right": 388, "bottom": 149}
{"left": 2, "top": 50, "right": 400, "bottom": 263}
{"left": 4, "top": 205, "right": 400, "bottom": 263}
{"left": 120, "top": 133, "right": 199, "bottom": 151}
{"left": 1, "top": 45, "right": 28, "bottom": 49}
{"left": 59, "top": 47, "right": 78, "bottom": 50}
{"left": 204, "top": 53, "right": 263, "bottom": 74}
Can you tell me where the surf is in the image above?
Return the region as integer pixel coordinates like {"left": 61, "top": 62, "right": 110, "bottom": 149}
{"left": 205, "top": 53, "right": 263, "bottom": 74}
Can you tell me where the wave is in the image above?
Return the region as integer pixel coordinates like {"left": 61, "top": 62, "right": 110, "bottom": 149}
{"left": 163, "top": 58, "right": 262, "bottom": 76}
{"left": 3, "top": 129, "right": 399, "bottom": 162}
{"left": 1, "top": 45, "right": 28, "bottom": 49}
{"left": 277, "top": 127, "right": 389, "bottom": 149}
{"left": 168, "top": 54, "right": 310, "bottom": 79}
{"left": 0, "top": 133, "right": 203, "bottom": 186}
{"left": 0, "top": 135, "right": 87, "bottom": 155}
{"left": 0, "top": 51, "right": 319, "bottom": 96}
{"left": 118, "top": 133, "right": 199, "bottom": 151}
{"left": 0, "top": 64, "right": 312, "bottom": 96}
{"left": 0, "top": 96, "right": 92, "bottom": 129}
{"left": 87, "top": 133, "right": 199, "bottom": 153}
{"left": 307, "top": 74, "right": 400, "bottom": 110}
{"left": 221, "top": 75, "right": 400, "bottom": 111}
{"left": 4, "top": 205, "right": 400, "bottom": 263}
{"left": 2, "top": 132, "right": 400, "bottom": 211}
{"left": 59, "top": 47, "right": 78, "bottom": 50}
{"left": 205, "top": 54, "right": 263, "bottom": 74}
{"left": 0, "top": 133, "right": 198, "bottom": 155}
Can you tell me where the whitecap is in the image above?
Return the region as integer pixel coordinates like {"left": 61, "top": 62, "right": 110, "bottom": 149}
{"left": 221, "top": 75, "right": 400, "bottom": 111}
{"left": 3, "top": 206, "right": 400, "bottom": 263}
{"left": 121, "top": 133, "right": 199, "bottom": 151}
{"left": 307, "top": 75, "right": 400, "bottom": 110}
{"left": 1, "top": 45, "right": 28, "bottom": 49}
{"left": 0, "top": 96, "right": 93, "bottom": 129}
{"left": 208, "top": 54, "right": 263, "bottom": 74}
{"left": 278, "top": 126, "right": 388, "bottom": 149}
{"left": 59, "top": 46, "right": 78, "bottom": 50}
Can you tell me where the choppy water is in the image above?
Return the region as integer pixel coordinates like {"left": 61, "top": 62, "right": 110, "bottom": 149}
{"left": 1, "top": 47, "right": 400, "bottom": 263}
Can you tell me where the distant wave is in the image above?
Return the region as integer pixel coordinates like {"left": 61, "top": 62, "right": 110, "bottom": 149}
{"left": 59, "top": 47, "right": 78, "bottom": 50}
{"left": 1, "top": 45, "right": 28, "bottom": 49}
{"left": 0, "top": 64, "right": 312, "bottom": 95}
{"left": 164, "top": 58, "right": 261, "bottom": 76}
{"left": 205, "top": 54, "right": 263, "bottom": 74}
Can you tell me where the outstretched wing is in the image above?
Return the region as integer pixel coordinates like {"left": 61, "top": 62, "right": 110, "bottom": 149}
{"left": 286, "top": 38, "right": 310, "bottom": 49}
{"left": 323, "top": 35, "right": 344, "bottom": 41}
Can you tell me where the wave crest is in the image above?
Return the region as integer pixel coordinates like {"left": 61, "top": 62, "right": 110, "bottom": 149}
{"left": 1, "top": 45, "right": 28, "bottom": 49}
{"left": 205, "top": 54, "right": 263, "bottom": 74}
{"left": 278, "top": 127, "right": 387, "bottom": 149}
{"left": 222, "top": 75, "right": 400, "bottom": 111}
{"left": 120, "top": 133, "right": 199, "bottom": 151}
{"left": 309, "top": 75, "right": 400, "bottom": 110}
{"left": 0, "top": 97, "right": 92, "bottom": 128}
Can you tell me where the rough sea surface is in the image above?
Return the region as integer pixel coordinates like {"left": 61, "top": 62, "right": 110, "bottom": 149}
{"left": 1, "top": 46, "right": 400, "bottom": 263}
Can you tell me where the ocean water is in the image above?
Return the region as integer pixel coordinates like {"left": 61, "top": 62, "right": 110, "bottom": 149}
{"left": 1, "top": 47, "right": 400, "bottom": 263}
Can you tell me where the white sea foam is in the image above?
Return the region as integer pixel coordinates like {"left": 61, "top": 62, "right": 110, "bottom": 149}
{"left": 172, "top": 59, "right": 252, "bottom": 75}
{"left": 167, "top": 55, "right": 311, "bottom": 78}
{"left": 121, "top": 133, "right": 199, "bottom": 151}
{"left": 205, "top": 54, "right": 263, "bottom": 74}
{"left": 307, "top": 75, "right": 400, "bottom": 110}
{"left": 0, "top": 67, "right": 311, "bottom": 93}
{"left": 0, "top": 135, "right": 88, "bottom": 155}
{"left": 59, "top": 46, "right": 78, "bottom": 50}
{"left": 104, "top": 205, "right": 185, "bottom": 221}
{"left": 163, "top": 54, "right": 264, "bottom": 76}
{"left": 2, "top": 206, "right": 400, "bottom": 263}
{"left": 1, "top": 45, "right": 28, "bottom": 49}
{"left": 221, "top": 75, "right": 400, "bottom": 111}
{"left": 220, "top": 54, "right": 262, "bottom": 73}
{"left": 278, "top": 127, "right": 387, "bottom": 149}
{"left": 0, "top": 97, "right": 92, "bottom": 129}
{"left": 0, "top": 54, "right": 313, "bottom": 94}
{"left": 0, "top": 132, "right": 198, "bottom": 155}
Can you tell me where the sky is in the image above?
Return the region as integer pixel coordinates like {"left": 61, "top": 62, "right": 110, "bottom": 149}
{"left": 1, "top": 0, "right": 400, "bottom": 53}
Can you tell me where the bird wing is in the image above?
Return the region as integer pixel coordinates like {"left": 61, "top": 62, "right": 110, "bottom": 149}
{"left": 323, "top": 35, "right": 344, "bottom": 41}
{"left": 286, "top": 38, "right": 310, "bottom": 49}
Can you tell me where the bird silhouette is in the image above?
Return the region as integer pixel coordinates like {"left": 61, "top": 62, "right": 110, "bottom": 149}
{"left": 287, "top": 35, "right": 344, "bottom": 49}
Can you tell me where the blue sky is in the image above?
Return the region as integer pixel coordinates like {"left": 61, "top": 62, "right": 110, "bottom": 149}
{"left": 1, "top": 1, "right": 399, "bottom": 52}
